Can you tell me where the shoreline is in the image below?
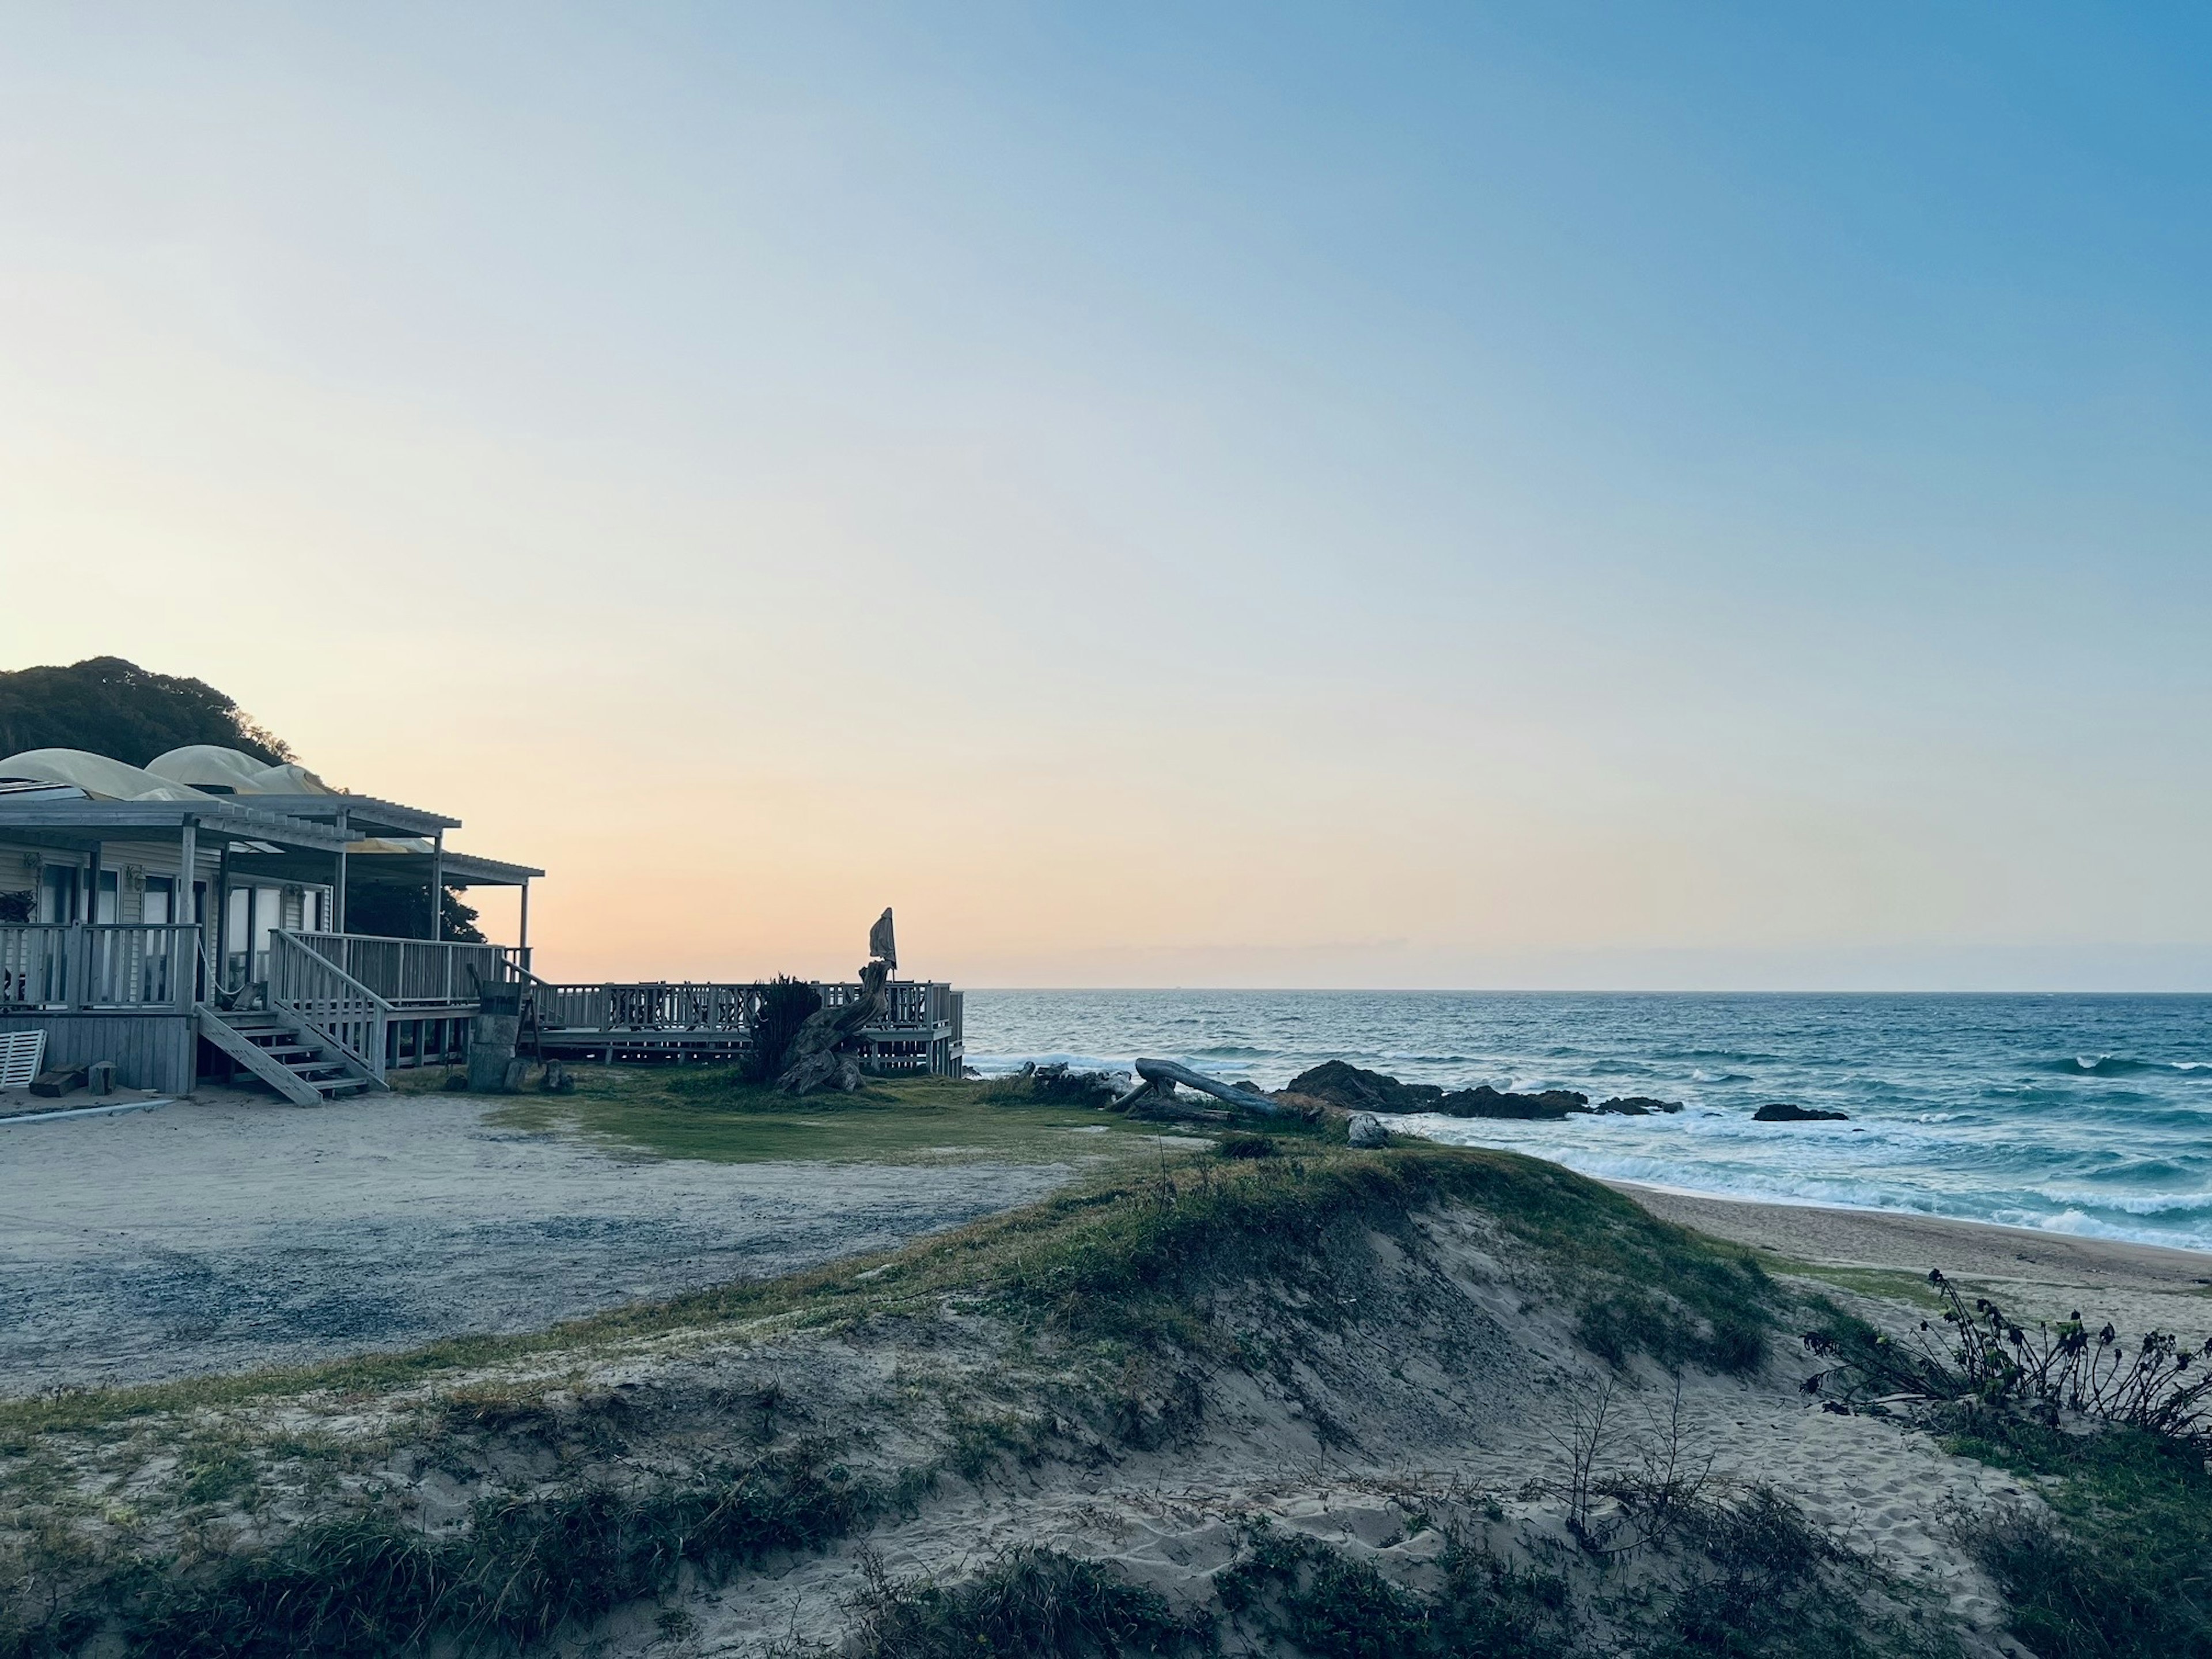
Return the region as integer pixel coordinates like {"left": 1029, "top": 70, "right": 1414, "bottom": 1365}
{"left": 1607, "top": 1177, "right": 2212, "bottom": 1293}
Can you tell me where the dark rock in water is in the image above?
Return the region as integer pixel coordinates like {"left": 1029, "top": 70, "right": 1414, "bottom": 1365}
{"left": 1434, "top": 1085, "right": 1591, "bottom": 1119}
{"left": 1753, "top": 1102, "right": 1849, "bottom": 1122}
{"left": 1283, "top": 1061, "right": 1445, "bottom": 1115}
{"left": 1595, "top": 1095, "right": 1684, "bottom": 1116}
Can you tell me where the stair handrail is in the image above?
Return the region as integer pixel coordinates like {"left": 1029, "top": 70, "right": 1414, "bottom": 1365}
{"left": 270, "top": 930, "right": 394, "bottom": 1084}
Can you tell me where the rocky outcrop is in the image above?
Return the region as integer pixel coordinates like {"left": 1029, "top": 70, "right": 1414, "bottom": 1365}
{"left": 1279, "top": 1065, "right": 1710, "bottom": 1124}
{"left": 1433, "top": 1085, "right": 1592, "bottom": 1120}
{"left": 1283, "top": 1062, "right": 1445, "bottom": 1115}
{"left": 1753, "top": 1102, "right": 1849, "bottom": 1122}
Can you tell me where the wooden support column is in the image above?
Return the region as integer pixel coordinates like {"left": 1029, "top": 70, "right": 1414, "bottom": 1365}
{"left": 518, "top": 878, "right": 531, "bottom": 969}
{"left": 429, "top": 828, "right": 445, "bottom": 941}
{"left": 333, "top": 809, "right": 349, "bottom": 934}
{"left": 85, "top": 843, "right": 102, "bottom": 923}
{"left": 177, "top": 816, "right": 198, "bottom": 1003}
{"left": 215, "top": 843, "right": 233, "bottom": 986}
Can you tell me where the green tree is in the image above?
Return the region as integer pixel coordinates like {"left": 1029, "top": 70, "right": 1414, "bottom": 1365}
{"left": 342, "top": 882, "right": 486, "bottom": 943}
{"left": 0, "top": 657, "right": 292, "bottom": 766}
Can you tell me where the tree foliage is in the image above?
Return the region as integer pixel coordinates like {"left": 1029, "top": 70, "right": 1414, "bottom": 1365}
{"left": 0, "top": 656, "right": 293, "bottom": 767}
{"left": 342, "top": 882, "right": 486, "bottom": 944}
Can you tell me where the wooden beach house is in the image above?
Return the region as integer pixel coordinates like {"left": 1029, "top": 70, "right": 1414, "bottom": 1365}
{"left": 0, "top": 746, "right": 961, "bottom": 1101}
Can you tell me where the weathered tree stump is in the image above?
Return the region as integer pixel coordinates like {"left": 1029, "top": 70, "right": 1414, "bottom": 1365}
{"left": 775, "top": 958, "right": 891, "bottom": 1096}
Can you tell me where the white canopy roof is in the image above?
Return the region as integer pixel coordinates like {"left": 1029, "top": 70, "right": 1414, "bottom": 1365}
{"left": 0, "top": 749, "right": 214, "bottom": 802}
{"left": 146, "top": 745, "right": 335, "bottom": 796}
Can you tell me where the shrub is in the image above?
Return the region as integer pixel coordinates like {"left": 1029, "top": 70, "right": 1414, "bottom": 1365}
{"left": 1804, "top": 1270, "right": 2212, "bottom": 1446}
{"left": 742, "top": 976, "right": 823, "bottom": 1085}
{"left": 852, "top": 1546, "right": 1210, "bottom": 1657}
{"left": 977, "top": 1064, "right": 1124, "bottom": 1109}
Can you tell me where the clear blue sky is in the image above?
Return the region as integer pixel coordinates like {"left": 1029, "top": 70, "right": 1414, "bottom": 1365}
{"left": 2, "top": 5, "right": 2207, "bottom": 986}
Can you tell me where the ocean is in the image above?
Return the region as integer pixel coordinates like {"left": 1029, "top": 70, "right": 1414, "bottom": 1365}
{"left": 962, "top": 990, "right": 2212, "bottom": 1252}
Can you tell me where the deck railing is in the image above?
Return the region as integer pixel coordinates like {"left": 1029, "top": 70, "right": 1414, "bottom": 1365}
{"left": 270, "top": 933, "right": 392, "bottom": 1082}
{"left": 528, "top": 978, "right": 956, "bottom": 1036}
{"left": 291, "top": 931, "right": 524, "bottom": 1008}
{"left": 0, "top": 924, "right": 201, "bottom": 1012}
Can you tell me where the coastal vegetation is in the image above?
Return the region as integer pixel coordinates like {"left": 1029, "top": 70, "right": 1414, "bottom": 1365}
{"left": 1805, "top": 1271, "right": 2212, "bottom": 1657}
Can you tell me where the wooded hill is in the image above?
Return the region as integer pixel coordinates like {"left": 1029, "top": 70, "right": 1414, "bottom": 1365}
{"left": 0, "top": 657, "right": 292, "bottom": 768}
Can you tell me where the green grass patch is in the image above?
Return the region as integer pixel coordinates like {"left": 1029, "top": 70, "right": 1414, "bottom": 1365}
{"left": 1944, "top": 1421, "right": 2212, "bottom": 1658}
{"left": 1751, "top": 1258, "right": 1950, "bottom": 1310}
{"left": 482, "top": 1069, "right": 1189, "bottom": 1166}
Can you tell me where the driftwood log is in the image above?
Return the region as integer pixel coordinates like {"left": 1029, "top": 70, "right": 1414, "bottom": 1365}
{"left": 1113, "top": 1058, "right": 1291, "bottom": 1119}
{"left": 775, "top": 959, "right": 890, "bottom": 1096}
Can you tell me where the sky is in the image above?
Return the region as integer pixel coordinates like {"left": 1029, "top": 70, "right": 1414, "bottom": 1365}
{"left": 1, "top": 4, "right": 2207, "bottom": 989}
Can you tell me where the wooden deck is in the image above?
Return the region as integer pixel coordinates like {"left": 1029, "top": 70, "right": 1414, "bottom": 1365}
{"left": 532, "top": 978, "right": 964, "bottom": 1076}
{"left": 0, "top": 923, "right": 966, "bottom": 1093}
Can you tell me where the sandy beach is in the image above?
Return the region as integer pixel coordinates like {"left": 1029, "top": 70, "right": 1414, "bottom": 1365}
{"left": 1611, "top": 1177, "right": 2212, "bottom": 1336}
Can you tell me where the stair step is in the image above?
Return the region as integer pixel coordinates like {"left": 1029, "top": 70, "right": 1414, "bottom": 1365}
{"left": 317, "top": 1080, "right": 370, "bottom": 1097}
{"left": 287, "top": 1062, "right": 347, "bottom": 1078}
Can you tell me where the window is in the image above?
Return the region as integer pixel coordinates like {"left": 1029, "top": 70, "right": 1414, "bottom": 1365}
{"left": 39, "top": 865, "right": 77, "bottom": 925}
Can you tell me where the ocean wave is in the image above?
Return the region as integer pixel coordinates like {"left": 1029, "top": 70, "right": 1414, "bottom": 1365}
{"left": 2042, "top": 1054, "right": 2210, "bottom": 1078}
{"left": 2029, "top": 1187, "right": 2212, "bottom": 1217}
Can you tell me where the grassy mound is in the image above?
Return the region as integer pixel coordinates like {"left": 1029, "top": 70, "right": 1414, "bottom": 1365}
{"left": 1, "top": 1144, "right": 1779, "bottom": 1658}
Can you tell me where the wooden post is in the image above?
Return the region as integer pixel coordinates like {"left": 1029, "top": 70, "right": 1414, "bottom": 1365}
{"left": 333, "top": 809, "right": 349, "bottom": 934}
{"left": 429, "top": 829, "right": 444, "bottom": 942}
{"left": 177, "top": 817, "right": 198, "bottom": 1005}
{"left": 518, "top": 877, "right": 531, "bottom": 971}
{"left": 215, "top": 843, "right": 233, "bottom": 990}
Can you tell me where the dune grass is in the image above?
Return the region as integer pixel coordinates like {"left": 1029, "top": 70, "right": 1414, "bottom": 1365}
{"left": 1945, "top": 1421, "right": 2212, "bottom": 1658}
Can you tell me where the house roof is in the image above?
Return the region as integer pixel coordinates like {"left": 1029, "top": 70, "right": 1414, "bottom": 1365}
{"left": 0, "top": 797, "right": 354, "bottom": 853}
{"left": 224, "top": 846, "right": 544, "bottom": 889}
{"left": 239, "top": 794, "right": 461, "bottom": 837}
{"left": 0, "top": 747, "right": 537, "bottom": 881}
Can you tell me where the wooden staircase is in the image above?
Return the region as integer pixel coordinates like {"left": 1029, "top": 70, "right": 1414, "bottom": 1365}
{"left": 196, "top": 1006, "right": 386, "bottom": 1105}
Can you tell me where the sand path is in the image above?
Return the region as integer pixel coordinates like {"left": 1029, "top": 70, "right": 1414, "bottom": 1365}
{"left": 0, "top": 1089, "right": 1072, "bottom": 1394}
